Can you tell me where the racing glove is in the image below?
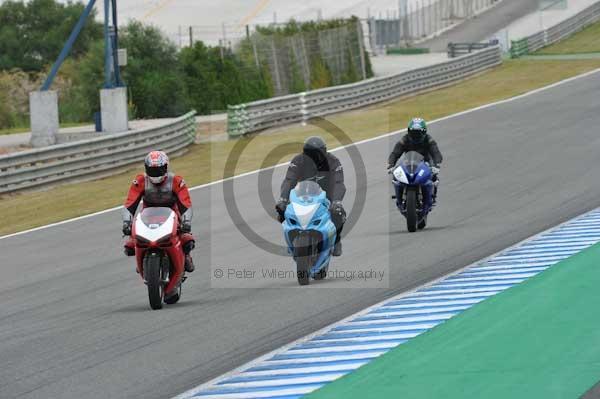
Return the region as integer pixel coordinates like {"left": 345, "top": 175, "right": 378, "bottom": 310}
{"left": 122, "top": 221, "right": 132, "bottom": 236}
{"left": 180, "top": 222, "right": 192, "bottom": 234}
{"left": 431, "top": 166, "right": 440, "bottom": 175}
{"left": 275, "top": 198, "right": 289, "bottom": 222}
{"left": 330, "top": 201, "right": 347, "bottom": 224}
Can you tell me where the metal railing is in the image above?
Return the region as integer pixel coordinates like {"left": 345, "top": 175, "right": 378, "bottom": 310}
{"left": 447, "top": 40, "right": 498, "bottom": 58}
{"left": 0, "top": 111, "right": 197, "bottom": 194}
{"left": 511, "top": 1, "right": 600, "bottom": 58}
{"left": 228, "top": 46, "right": 502, "bottom": 137}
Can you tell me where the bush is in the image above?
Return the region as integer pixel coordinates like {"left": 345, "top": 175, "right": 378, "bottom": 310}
{"left": 0, "top": 70, "right": 40, "bottom": 129}
{"left": 0, "top": 0, "right": 102, "bottom": 72}
{"left": 180, "top": 41, "right": 271, "bottom": 113}
{"left": 121, "top": 21, "right": 188, "bottom": 118}
{"left": 63, "top": 21, "right": 189, "bottom": 121}
{"left": 0, "top": 8, "right": 374, "bottom": 126}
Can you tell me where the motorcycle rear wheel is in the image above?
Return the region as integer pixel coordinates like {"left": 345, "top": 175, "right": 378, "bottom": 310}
{"left": 294, "top": 235, "right": 312, "bottom": 286}
{"left": 406, "top": 189, "right": 418, "bottom": 233}
{"left": 144, "top": 253, "right": 164, "bottom": 310}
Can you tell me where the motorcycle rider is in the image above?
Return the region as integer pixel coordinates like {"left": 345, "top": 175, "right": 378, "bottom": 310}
{"left": 276, "top": 136, "right": 347, "bottom": 256}
{"left": 388, "top": 117, "right": 443, "bottom": 204}
{"left": 122, "top": 151, "right": 196, "bottom": 273}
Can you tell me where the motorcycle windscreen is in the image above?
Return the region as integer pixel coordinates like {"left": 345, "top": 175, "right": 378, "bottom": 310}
{"left": 139, "top": 207, "right": 173, "bottom": 228}
{"left": 295, "top": 180, "right": 323, "bottom": 200}
{"left": 398, "top": 151, "right": 425, "bottom": 174}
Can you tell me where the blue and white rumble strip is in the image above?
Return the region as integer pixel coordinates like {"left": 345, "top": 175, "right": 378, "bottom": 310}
{"left": 175, "top": 209, "right": 600, "bottom": 399}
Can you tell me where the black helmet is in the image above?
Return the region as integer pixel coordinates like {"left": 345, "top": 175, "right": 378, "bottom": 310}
{"left": 303, "top": 136, "right": 327, "bottom": 166}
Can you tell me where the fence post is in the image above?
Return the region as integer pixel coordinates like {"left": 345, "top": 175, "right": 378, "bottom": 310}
{"left": 300, "top": 34, "right": 312, "bottom": 87}
{"left": 222, "top": 22, "right": 228, "bottom": 50}
{"left": 270, "top": 37, "right": 283, "bottom": 95}
{"left": 357, "top": 20, "right": 367, "bottom": 80}
{"left": 300, "top": 92, "right": 308, "bottom": 126}
{"left": 421, "top": 0, "right": 426, "bottom": 37}
{"left": 429, "top": 0, "right": 433, "bottom": 37}
{"left": 369, "top": 17, "right": 378, "bottom": 55}
{"left": 252, "top": 38, "right": 260, "bottom": 69}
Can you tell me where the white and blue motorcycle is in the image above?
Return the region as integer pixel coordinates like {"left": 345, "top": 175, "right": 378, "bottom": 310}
{"left": 282, "top": 181, "right": 337, "bottom": 285}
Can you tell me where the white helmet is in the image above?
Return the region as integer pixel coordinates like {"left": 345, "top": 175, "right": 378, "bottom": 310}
{"left": 144, "top": 151, "right": 169, "bottom": 184}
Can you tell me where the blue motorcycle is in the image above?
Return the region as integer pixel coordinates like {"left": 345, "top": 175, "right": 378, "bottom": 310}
{"left": 282, "top": 180, "right": 337, "bottom": 285}
{"left": 390, "top": 151, "right": 434, "bottom": 232}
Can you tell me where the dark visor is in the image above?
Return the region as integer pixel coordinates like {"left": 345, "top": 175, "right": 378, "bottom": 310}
{"left": 146, "top": 164, "right": 167, "bottom": 177}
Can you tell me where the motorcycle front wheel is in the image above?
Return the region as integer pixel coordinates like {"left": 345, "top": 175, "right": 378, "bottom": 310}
{"left": 406, "top": 189, "right": 418, "bottom": 233}
{"left": 144, "top": 252, "right": 165, "bottom": 310}
{"left": 293, "top": 235, "right": 313, "bottom": 286}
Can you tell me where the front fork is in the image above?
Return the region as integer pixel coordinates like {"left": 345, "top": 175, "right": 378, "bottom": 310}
{"left": 393, "top": 183, "right": 433, "bottom": 214}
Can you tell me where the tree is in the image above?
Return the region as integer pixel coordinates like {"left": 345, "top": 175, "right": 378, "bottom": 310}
{"left": 63, "top": 21, "right": 189, "bottom": 121}
{"left": 0, "top": 0, "right": 102, "bottom": 72}
{"left": 180, "top": 41, "right": 270, "bottom": 114}
{"left": 119, "top": 21, "right": 188, "bottom": 118}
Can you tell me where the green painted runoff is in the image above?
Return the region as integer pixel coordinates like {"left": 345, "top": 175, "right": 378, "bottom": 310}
{"left": 307, "top": 243, "right": 600, "bottom": 399}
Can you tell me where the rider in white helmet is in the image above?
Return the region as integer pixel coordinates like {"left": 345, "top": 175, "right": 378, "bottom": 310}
{"left": 122, "top": 151, "right": 196, "bottom": 272}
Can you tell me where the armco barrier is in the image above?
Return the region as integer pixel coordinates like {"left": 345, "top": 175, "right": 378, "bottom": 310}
{"left": 447, "top": 41, "right": 498, "bottom": 58}
{"left": 227, "top": 46, "right": 502, "bottom": 137}
{"left": 0, "top": 111, "right": 197, "bottom": 194}
{"left": 510, "top": 38, "right": 529, "bottom": 58}
{"left": 511, "top": 1, "right": 600, "bottom": 57}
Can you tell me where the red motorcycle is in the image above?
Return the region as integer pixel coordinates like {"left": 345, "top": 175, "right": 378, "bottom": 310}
{"left": 132, "top": 207, "right": 186, "bottom": 310}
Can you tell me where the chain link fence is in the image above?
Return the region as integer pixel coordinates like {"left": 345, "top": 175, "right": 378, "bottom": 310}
{"left": 246, "top": 21, "right": 368, "bottom": 97}
{"left": 179, "top": 20, "right": 370, "bottom": 98}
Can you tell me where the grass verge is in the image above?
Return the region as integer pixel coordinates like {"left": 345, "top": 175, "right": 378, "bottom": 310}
{"left": 537, "top": 20, "right": 600, "bottom": 55}
{"left": 0, "top": 122, "right": 90, "bottom": 136}
{"left": 2, "top": 59, "right": 600, "bottom": 236}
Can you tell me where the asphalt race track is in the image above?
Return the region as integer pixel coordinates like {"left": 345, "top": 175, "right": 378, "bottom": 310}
{"left": 2, "top": 71, "right": 600, "bottom": 399}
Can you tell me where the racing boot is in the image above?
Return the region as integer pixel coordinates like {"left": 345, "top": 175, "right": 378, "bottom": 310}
{"left": 184, "top": 254, "right": 195, "bottom": 273}
{"left": 333, "top": 241, "right": 342, "bottom": 257}
{"left": 124, "top": 238, "right": 135, "bottom": 257}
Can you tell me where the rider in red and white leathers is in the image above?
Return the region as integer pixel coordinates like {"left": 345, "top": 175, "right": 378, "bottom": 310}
{"left": 122, "top": 151, "right": 195, "bottom": 272}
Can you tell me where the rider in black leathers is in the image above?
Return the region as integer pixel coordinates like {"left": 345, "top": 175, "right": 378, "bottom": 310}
{"left": 388, "top": 118, "right": 443, "bottom": 203}
{"left": 276, "top": 136, "right": 346, "bottom": 256}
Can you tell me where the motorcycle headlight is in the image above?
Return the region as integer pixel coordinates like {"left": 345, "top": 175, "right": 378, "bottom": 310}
{"left": 312, "top": 219, "right": 321, "bottom": 226}
{"left": 289, "top": 218, "right": 298, "bottom": 225}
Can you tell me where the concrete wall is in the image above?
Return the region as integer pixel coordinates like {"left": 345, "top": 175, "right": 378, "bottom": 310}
{"left": 29, "top": 91, "right": 59, "bottom": 147}
{"left": 100, "top": 87, "right": 129, "bottom": 134}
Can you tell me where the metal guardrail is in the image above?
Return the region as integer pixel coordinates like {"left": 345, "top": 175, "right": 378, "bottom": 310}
{"left": 511, "top": 1, "right": 600, "bottom": 58}
{"left": 228, "top": 46, "right": 502, "bottom": 137}
{"left": 447, "top": 41, "right": 499, "bottom": 58}
{"left": 0, "top": 111, "right": 197, "bottom": 194}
